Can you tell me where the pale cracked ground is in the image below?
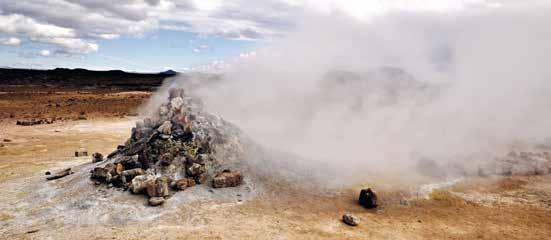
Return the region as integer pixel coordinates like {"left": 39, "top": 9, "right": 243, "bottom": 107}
{"left": 0, "top": 119, "right": 550, "bottom": 240}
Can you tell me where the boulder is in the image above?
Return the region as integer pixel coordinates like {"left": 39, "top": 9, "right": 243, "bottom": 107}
{"left": 342, "top": 214, "right": 360, "bottom": 226}
{"left": 212, "top": 170, "right": 243, "bottom": 188}
{"left": 130, "top": 174, "right": 154, "bottom": 194}
{"left": 358, "top": 188, "right": 378, "bottom": 209}
{"left": 92, "top": 152, "right": 104, "bottom": 163}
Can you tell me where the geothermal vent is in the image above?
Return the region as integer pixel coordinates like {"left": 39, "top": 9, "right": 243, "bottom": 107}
{"left": 90, "top": 88, "right": 245, "bottom": 206}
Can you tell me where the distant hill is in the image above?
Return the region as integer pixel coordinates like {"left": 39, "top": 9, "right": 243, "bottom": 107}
{"left": 0, "top": 67, "right": 179, "bottom": 89}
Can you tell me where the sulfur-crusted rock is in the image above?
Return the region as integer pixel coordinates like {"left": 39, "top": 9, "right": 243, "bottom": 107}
{"left": 213, "top": 170, "right": 243, "bottom": 188}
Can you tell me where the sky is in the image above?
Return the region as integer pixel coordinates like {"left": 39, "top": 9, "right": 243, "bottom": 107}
{"left": 0, "top": 0, "right": 535, "bottom": 72}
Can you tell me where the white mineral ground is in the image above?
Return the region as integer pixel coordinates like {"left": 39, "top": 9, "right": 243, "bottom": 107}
{"left": 1, "top": 117, "right": 550, "bottom": 239}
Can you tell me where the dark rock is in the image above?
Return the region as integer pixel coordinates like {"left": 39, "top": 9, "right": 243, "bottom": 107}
{"left": 91, "top": 167, "right": 112, "bottom": 183}
{"left": 120, "top": 168, "right": 145, "bottom": 185}
{"left": 75, "top": 148, "right": 88, "bottom": 157}
{"left": 92, "top": 152, "right": 104, "bottom": 163}
{"left": 16, "top": 118, "right": 55, "bottom": 126}
{"left": 358, "top": 188, "right": 378, "bottom": 209}
{"left": 342, "top": 214, "right": 360, "bottom": 226}
{"left": 116, "top": 155, "right": 141, "bottom": 169}
{"left": 212, "top": 170, "right": 243, "bottom": 188}
{"left": 194, "top": 154, "right": 209, "bottom": 165}
{"left": 46, "top": 168, "right": 73, "bottom": 180}
{"left": 159, "top": 153, "right": 174, "bottom": 166}
{"left": 104, "top": 163, "right": 117, "bottom": 175}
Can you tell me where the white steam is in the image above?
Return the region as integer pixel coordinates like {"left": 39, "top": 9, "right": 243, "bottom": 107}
{"left": 150, "top": 4, "right": 551, "bottom": 183}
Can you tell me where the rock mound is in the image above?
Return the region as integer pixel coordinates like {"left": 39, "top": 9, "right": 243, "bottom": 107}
{"left": 90, "top": 87, "right": 245, "bottom": 205}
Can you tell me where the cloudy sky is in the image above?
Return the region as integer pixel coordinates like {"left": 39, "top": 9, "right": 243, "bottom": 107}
{"left": 0, "top": 0, "right": 532, "bottom": 72}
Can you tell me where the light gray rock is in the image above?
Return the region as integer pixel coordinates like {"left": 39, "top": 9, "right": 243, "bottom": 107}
{"left": 342, "top": 213, "right": 360, "bottom": 226}
{"left": 148, "top": 197, "right": 165, "bottom": 206}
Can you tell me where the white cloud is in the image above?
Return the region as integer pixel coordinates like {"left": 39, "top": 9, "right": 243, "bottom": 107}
{"left": 97, "top": 33, "right": 120, "bottom": 40}
{"left": 0, "top": 0, "right": 542, "bottom": 56}
{"left": 28, "top": 37, "right": 98, "bottom": 54}
{"left": 39, "top": 49, "right": 51, "bottom": 56}
{"left": 0, "top": 14, "right": 75, "bottom": 38}
{"left": 0, "top": 37, "right": 21, "bottom": 46}
{"left": 0, "top": 13, "right": 97, "bottom": 54}
{"left": 192, "top": 44, "right": 209, "bottom": 53}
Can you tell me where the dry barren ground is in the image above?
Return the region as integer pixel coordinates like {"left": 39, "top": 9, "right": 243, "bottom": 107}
{"left": 0, "top": 87, "right": 550, "bottom": 239}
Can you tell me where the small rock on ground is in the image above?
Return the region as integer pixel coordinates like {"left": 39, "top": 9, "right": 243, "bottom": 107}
{"left": 342, "top": 213, "right": 360, "bottom": 226}
{"left": 148, "top": 197, "right": 165, "bottom": 206}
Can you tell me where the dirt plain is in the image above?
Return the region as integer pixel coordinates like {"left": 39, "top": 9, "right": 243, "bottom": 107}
{"left": 0, "top": 86, "right": 550, "bottom": 239}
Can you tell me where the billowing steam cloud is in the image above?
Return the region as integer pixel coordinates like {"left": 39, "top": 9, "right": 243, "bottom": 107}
{"left": 146, "top": 4, "right": 551, "bottom": 185}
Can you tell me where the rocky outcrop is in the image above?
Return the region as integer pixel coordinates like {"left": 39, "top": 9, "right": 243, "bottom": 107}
{"left": 90, "top": 87, "right": 246, "bottom": 206}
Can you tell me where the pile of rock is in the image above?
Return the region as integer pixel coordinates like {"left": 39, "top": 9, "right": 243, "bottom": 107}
{"left": 90, "top": 87, "right": 244, "bottom": 206}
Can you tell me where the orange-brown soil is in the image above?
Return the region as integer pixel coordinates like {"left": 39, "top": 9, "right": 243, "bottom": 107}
{"left": 0, "top": 87, "right": 550, "bottom": 239}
